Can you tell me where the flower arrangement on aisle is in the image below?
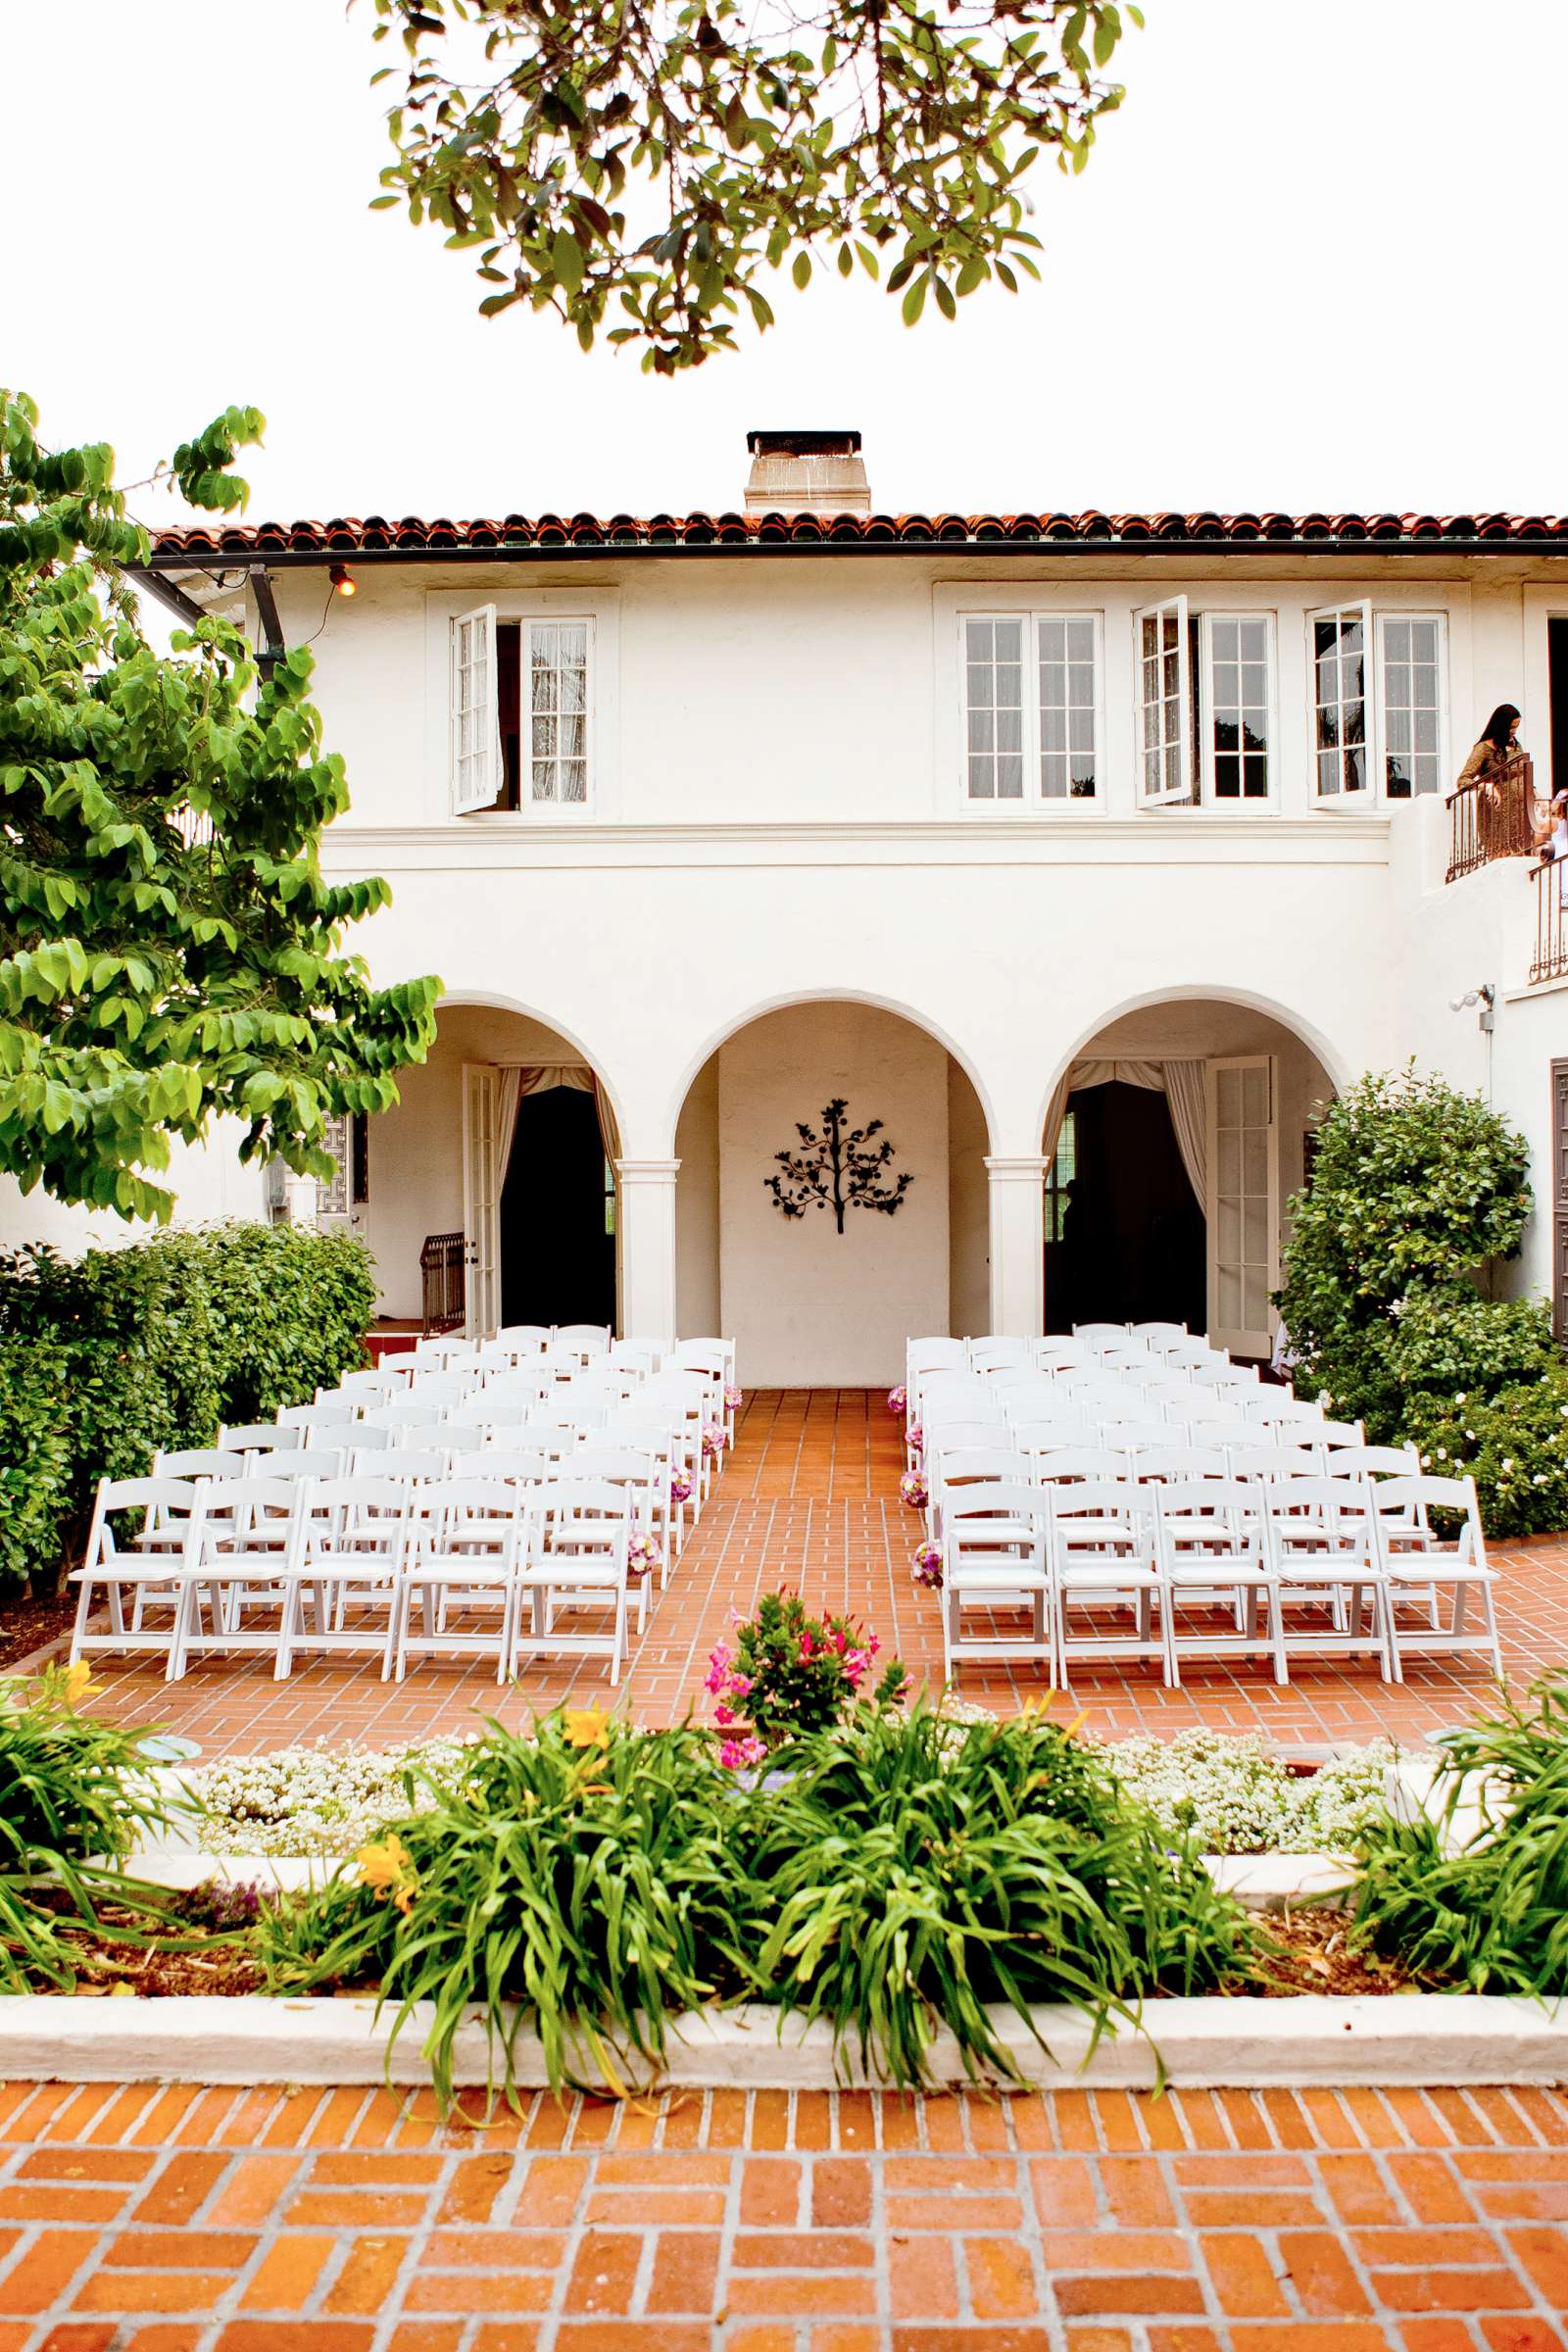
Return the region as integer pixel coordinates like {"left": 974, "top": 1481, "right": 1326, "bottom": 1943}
{"left": 906, "top": 1422, "right": 923, "bottom": 1459}
{"left": 725, "top": 1384, "right": 743, "bottom": 1412}
{"left": 911, "top": 1542, "right": 944, "bottom": 1590}
{"left": 887, "top": 1384, "right": 907, "bottom": 1417}
{"left": 626, "top": 1531, "right": 662, "bottom": 1582}
{"left": 670, "top": 1464, "right": 694, "bottom": 1505}
{"left": 704, "top": 1590, "right": 907, "bottom": 1760}
{"left": 899, "top": 1468, "right": 928, "bottom": 1508}
{"left": 703, "top": 1420, "right": 727, "bottom": 1460}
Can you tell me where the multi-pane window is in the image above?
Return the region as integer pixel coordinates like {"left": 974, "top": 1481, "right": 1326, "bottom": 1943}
{"left": 528, "top": 621, "right": 589, "bottom": 805}
{"left": 1045, "top": 1108, "right": 1077, "bottom": 1242}
{"left": 1310, "top": 605, "right": 1370, "bottom": 798}
{"left": 1381, "top": 615, "right": 1443, "bottom": 798}
{"left": 1204, "top": 615, "right": 1271, "bottom": 800}
{"left": 1137, "top": 601, "right": 1188, "bottom": 802}
{"left": 964, "top": 617, "right": 1026, "bottom": 799}
{"left": 1039, "top": 618, "right": 1097, "bottom": 799}
{"left": 451, "top": 607, "right": 594, "bottom": 814}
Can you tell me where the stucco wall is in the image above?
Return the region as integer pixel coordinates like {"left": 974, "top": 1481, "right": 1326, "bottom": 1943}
{"left": 716, "top": 1003, "right": 950, "bottom": 1386}
{"left": 948, "top": 1062, "right": 992, "bottom": 1339}
{"left": 674, "top": 1055, "right": 721, "bottom": 1340}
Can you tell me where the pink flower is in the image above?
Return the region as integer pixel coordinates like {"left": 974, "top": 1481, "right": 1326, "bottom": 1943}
{"left": 718, "top": 1735, "right": 767, "bottom": 1771}
{"left": 798, "top": 1633, "right": 813, "bottom": 1662}
{"left": 887, "top": 1386, "right": 907, "bottom": 1417}
{"left": 728, "top": 1674, "right": 753, "bottom": 1696}
{"left": 713, "top": 1702, "right": 735, "bottom": 1727}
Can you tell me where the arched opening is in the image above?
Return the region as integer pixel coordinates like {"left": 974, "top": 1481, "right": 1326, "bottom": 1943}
{"left": 1041, "top": 997, "right": 1338, "bottom": 1357}
{"left": 357, "top": 1001, "right": 620, "bottom": 1337}
{"left": 674, "top": 999, "right": 992, "bottom": 1386}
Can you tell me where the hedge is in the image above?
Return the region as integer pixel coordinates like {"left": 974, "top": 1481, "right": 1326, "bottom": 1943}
{"left": 0, "top": 1224, "right": 375, "bottom": 1599}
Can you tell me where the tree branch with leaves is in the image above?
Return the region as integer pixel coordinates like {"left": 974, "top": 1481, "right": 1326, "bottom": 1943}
{"left": 362, "top": 0, "right": 1140, "bottom": 372}
{"left": 0, "top": 390, "right": 439, "bottom": 1222}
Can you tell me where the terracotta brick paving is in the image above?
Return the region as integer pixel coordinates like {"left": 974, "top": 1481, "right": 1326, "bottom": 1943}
{"left": 65, "top": 1391, "right": 1568, "bottom": 1757}
{"left": 2, "top": 2080, "right": 1567, "bottom": 2350}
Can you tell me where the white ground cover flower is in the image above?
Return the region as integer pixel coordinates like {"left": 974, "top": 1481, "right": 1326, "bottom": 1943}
{"left": 184, "top": 1737, "right": 479, "bottom": 1857}
{"left": 1098, "top": 1728, "right": 1398, "bottom": 1856}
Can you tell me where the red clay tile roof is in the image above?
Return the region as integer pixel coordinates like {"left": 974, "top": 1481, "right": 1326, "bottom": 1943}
{"left": 147, "top": 508, "right": 1568, "bottom": 564}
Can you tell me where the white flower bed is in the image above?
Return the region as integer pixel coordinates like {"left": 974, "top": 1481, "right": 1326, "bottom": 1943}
{"left": 184, "top": 1738, "right": 476, "bottom": 1858}
{"left": 1100, "top": 1730, "right": 1398, "bottom": 1855}
{"left": 181, "top": 1722, "right": 1399, "bottom": 1860}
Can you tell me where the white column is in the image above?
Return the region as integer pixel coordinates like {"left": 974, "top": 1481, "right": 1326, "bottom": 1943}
{"left": 615, "top": 1156, "right": 681, "bottom": 1342}
{"left": 985, "top": 1154, "right": 1046, "bottom": 1338}
{"left": 283, "top": 1173, "right": 319, "bottom": 1229}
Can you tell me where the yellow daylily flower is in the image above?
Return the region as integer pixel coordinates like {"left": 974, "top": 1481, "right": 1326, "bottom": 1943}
{"left": 564, "top": 1707, "right": 610, "bottom": 1750}
{"left": 356, "top": 1834, "right": 418, "bottom": 1915}
{"left": 58, "top": 1660, "right": 93, "bottom": 1709}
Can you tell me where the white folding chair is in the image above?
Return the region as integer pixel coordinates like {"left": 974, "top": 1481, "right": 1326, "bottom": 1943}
{"left": 168, "top": 1477, "right": 312, "bottom": 1679}
{"left": 494, "top": 1324, "right": 552, "bottom": 1355}
{"left": 1034, "top": 1339, "right": 1096, "bottom": 1373}
{"left": 1229, "top": 1443, "right": 1323, "bottom": 1484}
{"left": 928, "top": 1446, "right": 1030, "bottom": 1544}
{"left": 1133, "top": 1445, "right": 1230, "bottom": 1484}
{"left": 606, "top": 1416, "right": 689, "bottom": 1556}
{"left": 968, "top": 1337, "right": 1033, "bottom": 1375}
{"left": 361, "top": 1402, "right": 445, "bottom": 1440}
{"left": 519, "top": 1479, "right": 632, "bottom": 1682}
{"left": 218, "top": 1422, "right": 302, "bottom": 1457}
{"left": 392, "top": 1479, "right": 531, "bottom": 1683}
{"left": 573, "top": 1445, "right": 667, "bottom": 1613}
{"left": 154, "top": 1446, "right": 235, "bottom": 1482}
{"left": 1048, "top": 1480, "right": 1171, "bottom": 1685}
{"left": 1028, "top": 1446, "right": 1130, "bottom": 1486}
{"left": 1129, "top": 1322, "right": 1189, "bottom": 1352}
{"left": 1259, "top": 1476, "right": 1394, "bottom": 1678}
{"left": 941, "top": 1483, "right": 1054, "bottom": 1687}
{"left": 333, "top": 1367, "right": 410, "bottom": 1403}
{"left": 1154, "top": 1479, "right": 1286, "bottom": 1686}
{"left": 279, "top": 1402, "right": 358, "bottom": 1443}
{"left": 554, "top": 1324, "right": 612, "bottom": 1367}
{"left": 1073, "top": 1323, "right": 1129, "bottom": 1347}
{"left": 71, "top": 1478, "right": 207, "bottom": 1665}
{"left": 279, "top": 1474, "right": 416, "bottom": 1680}
{"left": 1368, "top": 1476, "right": 1503, "bottom": 1681}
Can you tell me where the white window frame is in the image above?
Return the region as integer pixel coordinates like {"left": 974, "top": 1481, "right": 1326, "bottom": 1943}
{"left": 957, "top": 611, "right": 1103, "bottom": 808}
{"left": 1198, "top": 611, "right": 1278, "bottom": 808}
{"left": 959, "top": 612, "right": 1029, "bottom": 804}
{"left": 521, "top": 615, "right": 594, "bottom": 811}
{"left": 1306, "top": 600, "right": 1375, "bottom": 805}
{"left": 435, "top": 590, "right": 617, "bottom": 822}
{"left": 1133, "top": 596, "right": 1191, "bottom": 806}
{"left": 1377, "top": 610, "right": 1447, "bottom": 802}
{"left": 450, "top": 602, "right": 501, "bottom": 814}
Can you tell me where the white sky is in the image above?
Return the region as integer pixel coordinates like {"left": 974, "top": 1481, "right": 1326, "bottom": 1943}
{"left": 7, "top": 0, "right": 1566, "bottom": 525}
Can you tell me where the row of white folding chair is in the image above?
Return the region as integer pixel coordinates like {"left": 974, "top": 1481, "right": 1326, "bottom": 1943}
{"left": 925, "top": 1441, "right": 1405, "bottom": 1539}
{"left": 73, "top": 1473, "right": 638, "bottom": 1685}
{"left": 939, "top": 1474, "right": 1497, "bottom": 1689}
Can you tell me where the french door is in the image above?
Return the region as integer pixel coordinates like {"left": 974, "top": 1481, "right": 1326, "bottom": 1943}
{"left": 1206, "top": 1055, "right": 1279, "bottom": 1358}
{"left": 462, "top": 1062, "right": 502, "bottom": 1338}
{"left": 1552, "top": 1058, "right": 1568, "bottom": 1347}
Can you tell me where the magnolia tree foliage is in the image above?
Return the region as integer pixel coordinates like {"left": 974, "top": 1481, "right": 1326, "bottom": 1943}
{"left": 363, "top": 0, "right": 1140, "bottom": 371}
{"left": 0, "top": 390, "right": 438, "bottom": 1221}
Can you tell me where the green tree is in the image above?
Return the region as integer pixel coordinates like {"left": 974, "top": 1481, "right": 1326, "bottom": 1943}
{"left": 362, "top": 0, "right": 1140, "bottom": 372}
{"left": 0, "top": 390, "right": 438, "bottom": 1221}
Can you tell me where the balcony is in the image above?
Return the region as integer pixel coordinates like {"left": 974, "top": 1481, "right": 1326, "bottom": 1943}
{"left": 1530, "top": 858, "right": 1568, "bottom": 986}
{"left": 1446, "top": 754, "right": 1539, "bottom": 883}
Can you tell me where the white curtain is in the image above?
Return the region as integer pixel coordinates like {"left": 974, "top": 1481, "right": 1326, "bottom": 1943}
{"left": 496, "top": 1061, "right": 618, "bottom": 1169}
{"left": 1161, "top": 1059, "right": 1207, "bottom": 1208}
{"left": 1043, "top": 1057, "right": 1207, "bottom": 1210}
{"left": 496, "top": 1068, "right": 523, "bottom": 1190}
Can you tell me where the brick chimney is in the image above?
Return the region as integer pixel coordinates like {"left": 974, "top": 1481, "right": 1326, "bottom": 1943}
{"left": 743, "top": 429, "right": 870, "bottom": 516}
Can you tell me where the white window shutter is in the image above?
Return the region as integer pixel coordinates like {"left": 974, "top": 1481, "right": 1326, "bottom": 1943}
{"left": 451, "top": 603, "right": 501, "bottom": 814}
{"left": 1306, "top": 601, "right": 1374, "bottom": 801}
{"left": 1133, "top": 597, "right": 1191, "bottom": 804}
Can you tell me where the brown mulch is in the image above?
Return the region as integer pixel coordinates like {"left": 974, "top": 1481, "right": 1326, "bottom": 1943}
{"left": 0, "top": 1591, "right": 75, "bottom": 1674}
{"left": 26, "top": 1891, "right": 267, "bottom": 1999}
{"left": 1243, "top": 1906, "right": 1418, "bottom": 1997}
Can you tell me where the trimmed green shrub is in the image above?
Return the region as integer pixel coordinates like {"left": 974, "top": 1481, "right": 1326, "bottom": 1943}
{"left": 1410, "top": 1372, "right": 1568, "bottom": 1539}
{"left": 1278, "top": 1066, "right": 1563, "bottom": 1530}
{"left": 0, "top": 1338, "right": 74, "bottom": 1594}
{"left": 0, "top": 1223, "right": 374, "bottom": 1597}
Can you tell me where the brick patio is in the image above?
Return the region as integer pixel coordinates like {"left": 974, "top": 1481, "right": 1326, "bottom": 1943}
{"left": 2, "top": 2077, "right": 1567, "bottom": 2351}
{"left": 69, "top": 1390, "right": 1568, "bottom": 1757}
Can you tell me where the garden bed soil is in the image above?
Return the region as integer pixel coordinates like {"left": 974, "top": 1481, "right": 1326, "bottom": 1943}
{"left": 34, "top": 1894, "right": 264, "bottom": 2000}
{"left": 0, "top": 1591, "right": 75, "bottom": 1674}
{"left": 1243, "top": 1907, "right": 1418, "bottom": 1997}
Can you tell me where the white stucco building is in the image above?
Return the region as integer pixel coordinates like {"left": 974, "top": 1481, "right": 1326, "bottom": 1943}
{"left": 9, "top": 431, "right": 1567, "bottom": 1383}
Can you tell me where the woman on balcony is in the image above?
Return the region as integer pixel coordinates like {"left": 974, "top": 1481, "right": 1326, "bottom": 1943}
{"left": 1457, "top": 703, "right": 1523, "bottom": 797}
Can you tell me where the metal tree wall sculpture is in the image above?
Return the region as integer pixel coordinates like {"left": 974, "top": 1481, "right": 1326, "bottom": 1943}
{"left": 764, "top": 1098, "right": 914, "bottom": 1234}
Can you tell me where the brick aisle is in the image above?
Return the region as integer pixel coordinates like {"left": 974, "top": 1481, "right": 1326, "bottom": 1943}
{"left": 2, "top": 2079, "right": 1567, "bottom": 2351}
{"left": 66, "top": 1391, "right": 1568, "bottom": 1756}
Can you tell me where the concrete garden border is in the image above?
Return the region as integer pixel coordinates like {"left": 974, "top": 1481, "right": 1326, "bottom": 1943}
{"left": 1, "top": 1844, "right": 1556, "bottom": 2094}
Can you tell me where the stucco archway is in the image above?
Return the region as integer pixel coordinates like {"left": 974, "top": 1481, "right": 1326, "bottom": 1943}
{"left": 1036, "top": 990, "right": 1340, "bottom": 1354}
{"left": 365, "top": 997, "right": 623, "bottom": 1335}
{"left": 671, "top": 996, "right": 995, "bottom": 1386}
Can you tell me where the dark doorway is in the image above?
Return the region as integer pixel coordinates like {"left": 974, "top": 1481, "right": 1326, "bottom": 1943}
{"left": 1549, "top": 618, "right": 1568, "bottom": 800}
{"left": 499, "top": 1086, "right": 616, "bottom": 1330}
{"left": 1044, "top": 1081, "right": 1205, "bottom": 1332}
